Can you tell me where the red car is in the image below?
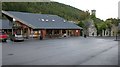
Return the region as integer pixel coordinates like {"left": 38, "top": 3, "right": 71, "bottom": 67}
{"left": 0, "top": 31, "right": 8, "bottom": 42}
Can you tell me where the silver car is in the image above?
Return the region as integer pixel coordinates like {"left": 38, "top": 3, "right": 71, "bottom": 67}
{"left": 10, "top": 33, "right": 24, "bottom": 42}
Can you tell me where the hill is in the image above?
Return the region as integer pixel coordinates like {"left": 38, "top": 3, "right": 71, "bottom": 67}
{"left": 2, "top": 2, "right": 90, "bottom": 22}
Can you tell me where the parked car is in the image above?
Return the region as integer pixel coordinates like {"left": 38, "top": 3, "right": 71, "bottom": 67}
{"left": 0, "top": 31, "right": 8, "bottom": 42}
{"left": 10, "top": 33, "right": 24, "bottom": 42}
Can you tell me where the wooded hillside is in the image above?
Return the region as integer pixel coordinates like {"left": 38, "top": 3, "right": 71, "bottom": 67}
{"left": 2, "top": 2, "right": 90, "bottom": 22}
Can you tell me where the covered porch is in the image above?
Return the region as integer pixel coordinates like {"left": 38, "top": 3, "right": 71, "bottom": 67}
{"left": 30, "top": 29, "right": 80, "bottom": 39}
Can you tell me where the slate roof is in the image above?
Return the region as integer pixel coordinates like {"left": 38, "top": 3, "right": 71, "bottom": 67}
{"left": 2, "top": 11, "right": 82, "bottom": 29}
{"left": 0, "top": 19, "right": 12, "bottom": 29}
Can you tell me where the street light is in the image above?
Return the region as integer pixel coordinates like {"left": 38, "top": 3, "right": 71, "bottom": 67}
{"left": 118, "top": 23, "right": 120, "bottom": 40}
{"left": 12, "top": 18, "right": 16, "bottom": 35}
{"left": 115, "top": 22, "right": 120, "bottom": 41}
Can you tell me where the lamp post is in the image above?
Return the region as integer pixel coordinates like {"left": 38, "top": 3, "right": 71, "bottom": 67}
{"left": 12, "top": 18, "right": 16, "bottom": 35}
{"left": 115, "top": 22, "right": 120, "bottom": 41}
{"left": 115, "top": 31, "right": 118, "bottom": 40}
{"left": 117, "top": 23, "right": 120, "bottom": 40}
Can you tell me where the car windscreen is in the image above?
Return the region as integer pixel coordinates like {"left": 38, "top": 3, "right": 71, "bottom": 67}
{"left": 16, "top": 32, "right": 21, "bottom": 35}
{"left": 0, "top": 32, "right": 5, "bottom": 35}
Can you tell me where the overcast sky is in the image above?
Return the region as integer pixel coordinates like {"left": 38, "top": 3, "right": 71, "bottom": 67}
{"left": 52, "top": 0, "right": 120, "bottom": 20}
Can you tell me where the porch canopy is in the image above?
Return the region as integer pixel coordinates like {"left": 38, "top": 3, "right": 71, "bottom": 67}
{"left": 2, "top": 11, "right": 82, "bottom": 30}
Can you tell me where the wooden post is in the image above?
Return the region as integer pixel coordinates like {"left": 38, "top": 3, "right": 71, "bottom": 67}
{"left": 41, "top": 30, "right": 46, "bottom": 39}
{"left": 66, "top": 30, "right": 68, "bottom": 35}
{"left": 60, "top": 30, "right": 62, "bottom": 36}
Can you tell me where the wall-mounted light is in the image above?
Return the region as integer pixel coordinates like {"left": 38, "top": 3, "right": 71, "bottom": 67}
{"left": 13, "top": 18, "right": 16, "bottom": 22}
{"left": 76, "top": 30, "right": 78, "bottom": 33}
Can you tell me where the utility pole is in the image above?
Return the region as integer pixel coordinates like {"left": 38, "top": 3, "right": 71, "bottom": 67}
{"left": 115, "top": 19, "right": 120, "bottom": 41}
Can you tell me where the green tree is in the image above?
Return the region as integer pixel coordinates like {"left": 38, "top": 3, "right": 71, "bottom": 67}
{"left": 78, "top": 21, "right": 85, "bottom": 28}
{"left": 97, "top": 22, "right": 108, "bottom": 36}
{"left": 2, "top": 2, "right": 91, "bottom": 22}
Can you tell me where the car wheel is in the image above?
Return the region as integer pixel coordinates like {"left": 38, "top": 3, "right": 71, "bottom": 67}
{"left": 4, "top": 40, "right": 7, "bottom": 42}
{"left": 10, "top": 39, "right": 14, "bottom": 41}
{"left": 20, "top": 40, "right": 24, "bottom": 42}
{"left": 2, "top": 39, "right": 7, "bottom": 42}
